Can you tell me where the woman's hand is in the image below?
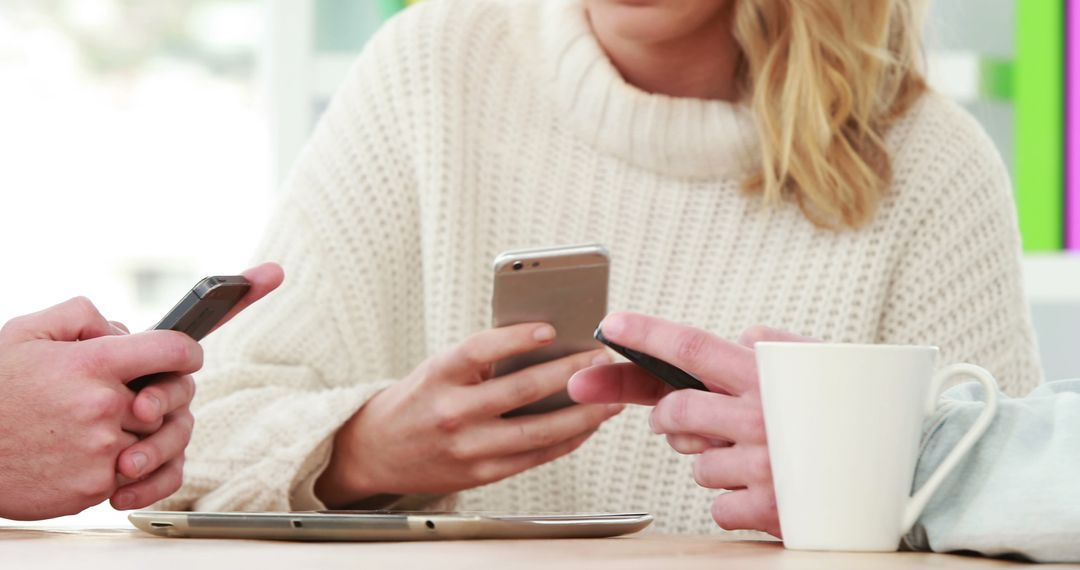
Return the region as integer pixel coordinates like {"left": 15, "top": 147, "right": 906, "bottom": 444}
{"left": 315, "top": 323, "right": 623, "bottom": 507}
{"left": 568, "top": 311, "right": 813, "bottom": 537}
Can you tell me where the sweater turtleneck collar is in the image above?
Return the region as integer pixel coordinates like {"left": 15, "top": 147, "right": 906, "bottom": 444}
{"left": 536, "top": 0, "right": 760, "bottom": 181}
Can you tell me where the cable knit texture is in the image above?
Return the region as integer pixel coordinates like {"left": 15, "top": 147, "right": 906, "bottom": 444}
{"left": 161, "top": 0, "right": 1043, "bottom": 535}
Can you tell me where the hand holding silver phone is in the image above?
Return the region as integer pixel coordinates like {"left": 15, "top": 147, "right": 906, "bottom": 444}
{"left": 491, "top": 244, "right": 609, "bottom": 416}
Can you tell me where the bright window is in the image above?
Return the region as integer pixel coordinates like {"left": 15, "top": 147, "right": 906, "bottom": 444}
{"left": 0, "top": 0, "right": 270, "bottom": 527}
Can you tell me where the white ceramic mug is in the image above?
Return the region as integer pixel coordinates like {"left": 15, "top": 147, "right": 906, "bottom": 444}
{"left": 755, "top": 342, "right": 999, "bottom": 552}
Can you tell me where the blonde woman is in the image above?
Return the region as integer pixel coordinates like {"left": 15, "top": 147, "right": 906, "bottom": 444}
{"left": 163, "top": 0, "right": 1041, "bottom": 540}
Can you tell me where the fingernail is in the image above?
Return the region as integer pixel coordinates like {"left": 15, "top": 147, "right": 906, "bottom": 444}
{"left": 533, "top": 325, "right": 556, "bottom": 342}
{"left": 600, "top": 315, "right": 622, "bottom": 337}
{"left": 607, "top": 404, "right": 625, "bottom": 414}
{"left": 113, "top": 491, "right": 135, "bottom": 510}
{"left": 146, "top": 395, "right": 162, "bottom": 418}
{"left": 130, "top": 452, "right": 148, "bottom": 476}
{"left": 592, "top": 352, "right": 611, "bottom": 366}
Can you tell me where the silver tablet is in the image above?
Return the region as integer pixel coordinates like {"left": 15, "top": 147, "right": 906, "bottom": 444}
{"left": 129, "top": 511, "right": 653, "bottom": 541}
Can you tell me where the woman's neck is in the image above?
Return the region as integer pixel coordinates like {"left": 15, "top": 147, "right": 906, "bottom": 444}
{"left": 587, "top": 5, "right": 740, "bottom": 101}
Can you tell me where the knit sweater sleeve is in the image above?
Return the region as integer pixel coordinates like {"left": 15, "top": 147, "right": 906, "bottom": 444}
{"left": 874, "top": 98, "right": 1042, "bottom": 396}
{"left": 157, "top": 11, "right": 429, "bottom": 511}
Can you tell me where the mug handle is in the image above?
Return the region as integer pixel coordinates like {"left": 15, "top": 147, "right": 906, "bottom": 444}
{"left": 901, "top": 363, "right": 999, "bottom": 532}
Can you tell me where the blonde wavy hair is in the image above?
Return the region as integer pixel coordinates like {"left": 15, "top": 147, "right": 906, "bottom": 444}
{"left": 733, "top": 0, "right": 928, "bottom": 228}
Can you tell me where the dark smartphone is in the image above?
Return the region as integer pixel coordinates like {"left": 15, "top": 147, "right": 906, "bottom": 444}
{"left": 127, "top": 275, "right": 250, "bottom": 391}
{"left": 593, "top": 325, "right": 708, "bottom": 391}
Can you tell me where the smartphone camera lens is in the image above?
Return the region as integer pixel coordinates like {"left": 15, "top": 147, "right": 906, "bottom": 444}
{"left": 512, "top": 261, "right": 524, "bottom": 271}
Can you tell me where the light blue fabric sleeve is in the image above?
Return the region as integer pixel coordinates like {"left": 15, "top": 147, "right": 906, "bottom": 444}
{"left": 902, "top": 379, "right": 1080, "bottom": 562}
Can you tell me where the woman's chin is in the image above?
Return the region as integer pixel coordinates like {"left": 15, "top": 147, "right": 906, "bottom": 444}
{"left": 585, "top": 0, "right": 731, "bottom": 45}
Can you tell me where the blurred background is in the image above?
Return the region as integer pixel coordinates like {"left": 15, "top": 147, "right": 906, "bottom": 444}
{"left": 0, "top": 0, "right": 1074, "bottom": 527}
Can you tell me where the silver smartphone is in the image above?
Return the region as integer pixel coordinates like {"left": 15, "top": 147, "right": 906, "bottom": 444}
{"left": 129, "top": 511, "right": 651, "bottom": 541}
{"left": 491, "top": 243, "right": 609, "bottom": 416}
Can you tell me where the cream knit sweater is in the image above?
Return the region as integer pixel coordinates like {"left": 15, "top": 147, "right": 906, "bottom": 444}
{"left": 161, "top": 0, "right": 1043, "bottom": 535}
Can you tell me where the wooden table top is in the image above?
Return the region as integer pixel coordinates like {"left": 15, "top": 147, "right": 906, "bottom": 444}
{"left": 1, "top": 526, "right": 1068, "bottom": 569}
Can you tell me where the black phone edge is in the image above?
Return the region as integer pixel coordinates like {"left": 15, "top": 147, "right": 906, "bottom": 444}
{"left": 593, "top": 325, "right": 708, "bottom": 391}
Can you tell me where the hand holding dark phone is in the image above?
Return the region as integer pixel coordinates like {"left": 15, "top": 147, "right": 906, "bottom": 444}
{"left": 593, "top": 324, "right": 708, "bottom": 391}
{"left": 127, "top": 275, "right": 251, "bottom": 391}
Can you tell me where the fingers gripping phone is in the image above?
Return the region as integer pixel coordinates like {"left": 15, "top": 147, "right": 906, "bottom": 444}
{"left": 127, "top": 275, "right": 250, "bottom": 391}
{"left": 593, "top": 326, "right": 708, "bottom": 391}
{"left": 491, "top": 244, "right": 609, "bottom": 416}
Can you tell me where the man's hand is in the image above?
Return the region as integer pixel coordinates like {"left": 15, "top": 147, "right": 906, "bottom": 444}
{"left": 568, "top": 311, "right": 813, "bottom": 537}
{"left": 0, "top": 262, "right": 284, "bottom": 519}
{"left": 111, "top": 262, "right": 285, "bottom": 510}
{"left": 0, "top": 297, "right": 202, "bottom": 520}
